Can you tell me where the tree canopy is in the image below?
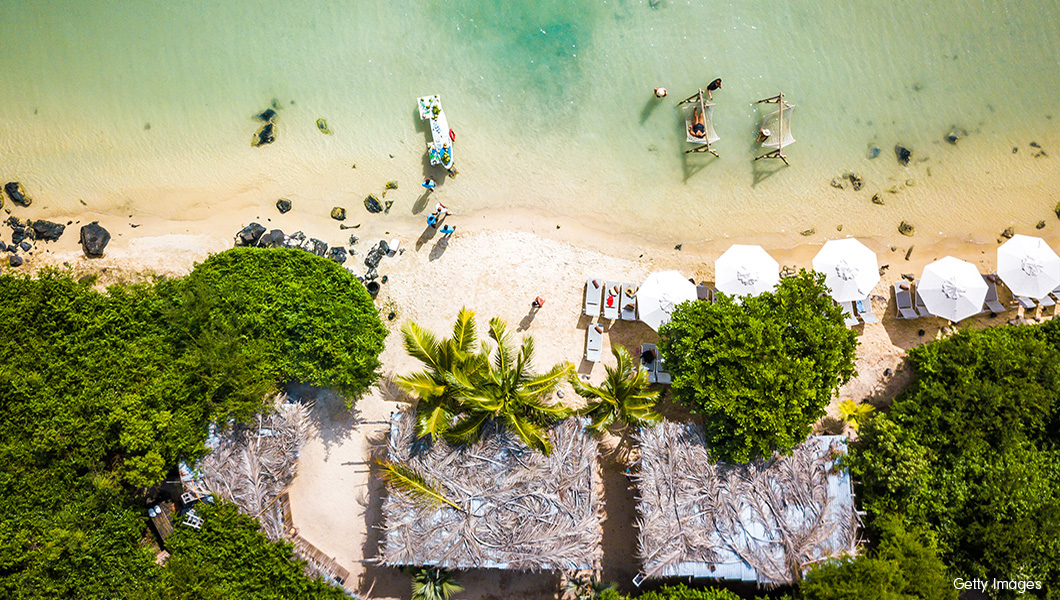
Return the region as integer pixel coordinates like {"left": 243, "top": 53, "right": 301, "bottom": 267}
{"left": 0, "top": 248, "right": 385, "bottom": 597}
{"left": 850, "top": 320, "right": 1060, "bottom": 588}
{"left": 658, "top": 270, "right": 857, "bottom": 462}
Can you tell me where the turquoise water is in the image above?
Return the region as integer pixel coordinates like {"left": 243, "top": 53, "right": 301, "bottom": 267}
{"left": 1, "top": 0, "right": 1058, "bottom": 243}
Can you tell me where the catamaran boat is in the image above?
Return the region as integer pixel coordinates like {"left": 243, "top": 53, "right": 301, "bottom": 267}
{"left": 417, "top": 94, "right": 454, "bottom": 170}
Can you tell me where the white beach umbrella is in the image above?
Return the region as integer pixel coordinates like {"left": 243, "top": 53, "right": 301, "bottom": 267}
{"left": 812, "top": 238, "right": 880, "bottom": 303}
{"left": 919, "top": 256, "right": 988, "bottom": 322}
{"left": 714, "top": 244, "right": 780, "bottom": 297}
{"left": 996, "top": 234, "right": 1060, "bottom": 299}
{"left": 637, "top": 271, "right": 698, "bottom": 331}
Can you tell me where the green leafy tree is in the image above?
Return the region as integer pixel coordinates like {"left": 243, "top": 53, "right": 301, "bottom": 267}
{"left": 800, "top": 516, "right": 956, "bottom": 600}
{"left": 569, "top": 345, "right": 661, "bottom": 433}
{"left": 408, "top": 566, "right": 464, "bottom": 600}
{"left": 850, "top": 321, "right": 1060, "bottom": 587}
{"left": 398, "top": 310, "right": 572, "bottom": 454}
{"left": 634, "top": 584, "right": 745, "bottom": 600}
{"left": 837, "top": 399, "right": 875, "bottom": 432}
{"left": 658, "top": 270, "right": 857, "bottom": 462}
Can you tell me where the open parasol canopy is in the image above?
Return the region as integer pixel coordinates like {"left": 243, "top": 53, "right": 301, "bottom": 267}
{"left": 996, "top": 234, "right": 1060, "bottom": 300}
{"left": 812, "top": 238, "right": 880, "bottom": 303}
{"left": 638, "top": 271, "right": 698, "bottom": 331}
{"left": 714, "top": 245, "right": 780, "bottom": 297}
{"left": 919, "top": 256, "right": 988, "bottom": 322}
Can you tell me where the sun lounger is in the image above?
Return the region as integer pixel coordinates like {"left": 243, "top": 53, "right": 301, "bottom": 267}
{"left": 1050, "top": 285, "right": 1060, "bottom": 304}
{"left": 640, "top": 343, "right": 658, "bottom": 383}
{"left": 586, "top": 323, "right": 604, "bottom": 362}
{"left": 893, "top": 282, "right": 919, "bottom": 319}
{"left": 1038, "top": 294, "right": 1055, "bottom": 308}
{"left": 585, "top": 278, "right": 603, "bottom": 317}
{"left": 982, "top": 276, "right": 1007, "bottom": 314}
{"left": 1016, "top": 296, "right": 1037, "bottom": 310}
{"left": 856, "top": 298, "right": 878, "bottom": 324}
{"left": 840, "top": 301, "right": 859, "bottom": 326}
{"left": 696, "top": 284, "right": 713, "bottom": 302}
{"left": 655, "top": 354, "right": 672, "bottom": 385}
{"left": 914, "top": 280, "right": 932, "bottom": 317}
{"left": 621, "top": 283, "right": 638, "bottom": 321}
{"left": 603, "top": 281, "right": 621, "bottom": 320}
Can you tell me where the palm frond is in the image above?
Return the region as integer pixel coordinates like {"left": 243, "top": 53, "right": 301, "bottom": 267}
{"left": 402, "top": 321, "right": 442, "bottom": 372}
{"left": 504, "top": 413, "right": 552, "bottom": 454}
{"left": 445, "top": 410, "right": 492, "bottom": 446}
{"left": 416, "top": 402, "right": 452, "bottom": 440}
{"left": 395, "top": 371, "right": 446, "bottom": 401}
{"left": 523, "top": 362, "right": 572, "bottom": 395}
{"left": 378, "top": 460, "right": 461, "bottom": 511}
{"left": 450, "top": 307, "right": 478, "bottom": 353}
{"left": 488, "top": 317, "right": 514, "bottom": 372}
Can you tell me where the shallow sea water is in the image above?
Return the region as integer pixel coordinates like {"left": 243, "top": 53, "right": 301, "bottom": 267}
{"left": 1, "top": 0, "right": 1058, "bottom": 245}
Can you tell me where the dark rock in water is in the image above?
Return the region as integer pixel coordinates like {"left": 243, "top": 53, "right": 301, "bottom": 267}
{"left": 1030, "top": 141, "right": 1041, "bottom": 149}
{"left": 9, "top": 255, "right": 23, "bottom": 267}
{"left": 5, "top": 182, "right": 31, "bottom": 207}
{"left": 316, "top": 118, "right": 331, "bottom": 134}
{"left": 898, "top": 221, "right": 915, "bottom": 236}
{"left": 868, "top": 145, "right": 881, "bottom": 159}
{"left": 19, "top": 241, "right": 31, "bottom": 252}
{"left": 1037, "top": 220, "right": 1046, "bottom": 230}
{"left": 301, "top": 238, "right": 328, "bottom": 257}
{"left": 364, "top": 194, "right": 383, "bottom": 213}
{"left": 895, "top": 145, "right": 912, "bottom": 165}
{"left": 257, "top": 229, "right": 287, "bottom": 248}
{"left": 235, "top": 222, "right": 266, "bottom": 247}
{"left": 331, "top": 206, "right": 346, "bottom": 221}
{"left": 1001, "top": 226, "right": 1014, "bottom": 239}
{"left": 252, "top": 122, "right": 276, "bottom": 147}
{"left": 945, "top": 126, "right": 965, "bottom": 145}
{"left": 276, "top": 198, "right": 292, "bottom": 214}
{"left": 326, "top": 247, "right": 347, "bottom": 264}
{"left": 871, "top": 193, "right": 884, "bottom": 205}
{"left": 30, "top": 219, "right": 64, "bottom": 242}
{"left": 80, "top": 222, "right": 111, "bottom": 257}
{"left": 1012, "top": 147, "right": 1018, "bottom": 154}
{"left": 255, "top": 108, "right": 277, "bottom": 122}
{"left": 800, "top": 228, "right": 815, "bottom": 236}
{"left": 830, "top": 177, "right": 845, "bottom": 190}
{"left": 846, "top": 173, "right": 863, "bottom": 191}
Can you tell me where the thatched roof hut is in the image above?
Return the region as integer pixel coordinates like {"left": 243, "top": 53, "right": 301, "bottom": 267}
{"left": 379, "top": 410, "right": 602, "bottom": 571}
{"left": 634, "top": 422, "right": 858, "bottom": 585}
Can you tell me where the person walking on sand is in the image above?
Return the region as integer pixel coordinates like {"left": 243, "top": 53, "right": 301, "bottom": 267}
{"left": 706, "top": 78, "right": 721, "bottom": 100}
{"left": 531, "top": 296, "right": 545, "bottom": 309}
{"left": 422, "top": 177, "right": 436, "bottom": 191}
{"left": 440, "top": 224, "right": 455, "bottom": 237}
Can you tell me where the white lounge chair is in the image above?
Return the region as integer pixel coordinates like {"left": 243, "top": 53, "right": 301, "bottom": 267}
{"left": 1039, "top": 294, "right": 1055, "bottom": 308}
{"left": 620, "top": 283, "right": 638, "bottom": 321}
{"left": 981, "top": 276, "right": 1007, "bottom": 314}
{"left": 856, "top": 298, "right": 878, "bottom": 324}
{"left": 585, "top": 278, "right": 603, "bottom": 317}
{"left": 603, "top": 281, "right": 621, "bottom": 320}
{"left": 1049, "top": 285, "right": 1060, "bottom": 304}
{"left": 696, "top": 284, "right": 713, "bottom": 302}
{"left": 893, "top": 282, "right": 919, "bottom": 319}
{"left": 586, "top": 323, "right": 604, "bottom": 362}
{"left": 913, "top": 280, "right": 932, "bottom": 317}
{"left": 1016, "top": 296, "right": 1037, "bottom": 310}
{"left": 640, "top": 343, "right": 658, "bottom": 383}
{"left": 840, "top": 301, "right": 859, "bottom": 326}
{"left": 655, "top": 354, "right": 672, "bottom": 385}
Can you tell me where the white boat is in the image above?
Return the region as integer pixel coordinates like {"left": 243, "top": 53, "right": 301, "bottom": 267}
{"left": 417, "top": 94, "right": 454, "bottom": 170}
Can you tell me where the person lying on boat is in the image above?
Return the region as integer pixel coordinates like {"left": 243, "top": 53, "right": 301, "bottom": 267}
{"left": 756, "top": 127, "right": 772, "bottom": 143}
{"left": 689, "top": 107, "right": 707, "bottom": 139}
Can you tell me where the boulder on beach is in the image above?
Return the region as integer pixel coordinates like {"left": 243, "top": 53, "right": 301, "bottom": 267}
{"left": 898, "top": 221, "right": 915, "bottom": 237}
{"left": 1001, "top": 227, "right": 1014, "bottom": 239}
{"left": 945, "top": 126, "right": 965, "bottom": 145}
{"left": 326, "top": 247, "right": 347, "bottom": 265}
{"left": 867, "top": 144, "right": 881, "bottom": 159}
{"left": 364, "top": 194, "right": 383, "bottom": 213}
{"left": 5, "top": 182, "right": 31, "bottom": 207}
{"left": 255, "top": 108, "right": 277, "bottom": 122}
{"left": 846, "top": 172, "right": 863, "bottom": 191}
{"left": 80, "top": 222, "right": 111, "bottom": 258}
{"left": 234, "top": 222, "right": 266, "bottom": 247}
{"left": 871, "top": 193, "right": 884, "bottom": 205}
{"left": 258, "top": 229, "right": 287, "bottom": 248}
{"left": 895, "top": 145, "right": 912, "bottom": 165}
{"left": 1037, "top": 220, "right": 1046, "bottom": 230}
{"left": 276, "top": 198, "right": 292, "bottom": 214}
{"left": 331, "top": 206, "right": 347, "bottom": 221}
{"left": 19, "top": 241, "right": 30, "bottom": 252}
{"left": 252, "top": 122, "right": 276, "bottom": 147}
{"left": 9, "top": 255, "right": 23, "bottom": 267}
{"left": 30, "top": 220, "right": 65, "bottom": 242}
{"left": 301, "top": 238, "right": 328, "bottom": 257}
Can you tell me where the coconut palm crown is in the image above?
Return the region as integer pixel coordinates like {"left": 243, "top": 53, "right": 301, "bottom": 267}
{"left": 396, "top": 308, "right": 572, "bottom": 454}
{"left": 570, "top": 345, "right": 662, "bottom": 433}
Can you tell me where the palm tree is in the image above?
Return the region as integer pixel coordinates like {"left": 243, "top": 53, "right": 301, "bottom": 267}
{"left": 570, "top": 345, "right": 662, "bottom": 434}
{"left": 446, "top": 318, "right": 572, "bottom": 454}
{"left": 837, "top": 398, "right": 875, "bottom": 432}
{"left": 563, "top": 572, "right": 616, "bottom": 600}
{"left": 409, "top": 566, "right": 463, "bottom": 600}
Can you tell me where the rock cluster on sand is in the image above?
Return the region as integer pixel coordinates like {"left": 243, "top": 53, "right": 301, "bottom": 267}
{"left": 31, "top": 220, "right": 65, "bottom": 242}
{"left": 252, "top": 104, "right": 278, "bottom": 147}
{"left": 364, "top": 194, "right": 383, "bottom": 213}
{"left": 4, "top": 182, "right": 32, "bottom": 207}
{"left": 235, "top": 223, "right": 266, "bottom": 247}
{"left": 80, "top": 222, "right": 111, "bottom": 258}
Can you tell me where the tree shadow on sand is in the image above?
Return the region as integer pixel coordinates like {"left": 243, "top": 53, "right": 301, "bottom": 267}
{"left": 284, "top": 383, "right": 361, "bottom": 460}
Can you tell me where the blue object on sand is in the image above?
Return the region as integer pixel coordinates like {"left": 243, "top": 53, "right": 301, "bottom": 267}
{"left": 427, "top": 214, "right": 437, "bottom": 226}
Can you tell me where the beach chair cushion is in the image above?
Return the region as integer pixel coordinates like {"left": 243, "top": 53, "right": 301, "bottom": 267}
{"left": 856, "top": 298, "right": 878, "bottom": 324}
{"left": 586, "top": 323, "right": 604, "bottom": 362}
{"left": 603, "top": 281, "right": 621, "bottom": 320}
{"left": 893, "top": 282, "right": 919, "bottom": 319}
{"left": 841, "top": 301, "right": 859, "bottom": 326}
{"left": 585, "top": 278, "right": 603, "bottom": 317}
{"left": 621, "top": 283, "right": 638, "bottom": 320}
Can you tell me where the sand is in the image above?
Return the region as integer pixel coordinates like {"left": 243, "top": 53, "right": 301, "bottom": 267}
{"left": 2, "top": 196, "right": 1050, "bottom": 599}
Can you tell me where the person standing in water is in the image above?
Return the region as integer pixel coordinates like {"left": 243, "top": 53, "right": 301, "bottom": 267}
{"left": 706, "top": 78, "right": 721, "bottom": 100}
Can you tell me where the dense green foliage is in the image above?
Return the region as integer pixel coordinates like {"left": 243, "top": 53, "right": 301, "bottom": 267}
{"left": 850, "top": 321, "right": 1060, "bottom": 588}
{"left": 407, "top": 566, "right": 464, "bottom": 600}
{"left": 658, "top": 270, "right": 858, "bottom": 462}
{"left": 570, "top": 345, "right": 661, "bottom": 433}
{"left": 164, "top": 503, "right": 346, "bottom": 599}
{"left": 396, "top": 308, "right": 572, "bottom": 454}
{"left": 800, "top": 516, "right": 955, "bottom": 600}
{"left": 0, "top": 248, "right": 385, "bottom": 598}
{"left": 608, "top": 585, "right": 744, "bottom": 600}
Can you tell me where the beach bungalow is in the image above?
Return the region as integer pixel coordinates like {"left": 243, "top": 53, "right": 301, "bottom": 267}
{"left": 379, "top": 410, "right": 602, "bottom": 571}
{"left": 633, "top": 422, "right": 858, "bottom": 586}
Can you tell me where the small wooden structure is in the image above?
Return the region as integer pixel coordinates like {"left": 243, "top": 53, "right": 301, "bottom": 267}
{"left": 754, "top": 92, "right": 795, "bottom": 165}
{"left": 678, "top": 89, "right": 720, "bottom": 157}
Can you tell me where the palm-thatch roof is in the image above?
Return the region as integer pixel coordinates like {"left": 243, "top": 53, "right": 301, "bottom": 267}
{"left": 199, "top": 397, "right": 311, "bottom": 540}
{"left": 379, "top": 409, "right": 602, "bottom": 571}
{"left": 634, "top": 422, "right": 858, "bottom": 585}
